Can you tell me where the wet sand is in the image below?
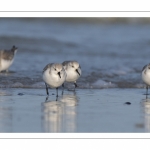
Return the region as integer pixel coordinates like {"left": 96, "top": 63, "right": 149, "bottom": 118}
{"left": 0, "top": 88, "right": 148, "bottom": 133}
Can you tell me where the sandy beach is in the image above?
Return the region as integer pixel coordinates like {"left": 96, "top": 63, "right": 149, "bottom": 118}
{"left": 0, "top": 87, "right": 148, "bottom": 133}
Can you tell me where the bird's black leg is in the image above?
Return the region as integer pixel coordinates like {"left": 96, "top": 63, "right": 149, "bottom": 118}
{"left": 62, "top": 83, "right": 65, "bottom": 88}
{"left": 74, "top": 82, "right": 78, "bottom": 91}
{"left": 56, "top": 96, "right": 58, "bottom": 101}
{"left": 146, "top": 86, "right": 149, "bottom": 95}
{"left": 45, "top": 96, "right": 49, "bottom": 101}
{"left": 62, "top": 83, "right": 65, "bottom": 95}
{"left": 56, "top": 87, "right": 58, "bottom": 98}
{"left": 62, "top": 89, "right": 64, "bottom": 95}
{"left": 45, "top": 83, "right": 49, "bottom": 96}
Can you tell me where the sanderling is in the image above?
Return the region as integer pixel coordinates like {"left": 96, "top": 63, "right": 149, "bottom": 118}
{"left": 142, "top": 63, "right": 150, "bottom": 95}
{"left": 0, "top": 45, "right": 18, "bottom": 72}
{"left": 62, "top": 61, "right": 81, "bottom": 90}
{"left": 42, "top": 63, "right": 66, "bottom": 96}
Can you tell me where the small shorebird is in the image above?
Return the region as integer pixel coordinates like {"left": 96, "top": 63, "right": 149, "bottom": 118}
{"left": 62, "top": 61, "right": 81, "bottom": 90}
{"left": 0, "top": 45, "right": 18, "bottom": 72}
{"left": 142, "top": 63, "right": 150, "bottom": 95}
{"left": 42, "top": 63, "right": 66, "bottom": 96}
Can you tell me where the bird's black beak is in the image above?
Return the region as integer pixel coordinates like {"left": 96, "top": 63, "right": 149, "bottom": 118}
{"left": 58, "top": 72, "right": 61, "bottom": 78}
{"left": 76, "top": 69, "right": 80, "bottom": 76}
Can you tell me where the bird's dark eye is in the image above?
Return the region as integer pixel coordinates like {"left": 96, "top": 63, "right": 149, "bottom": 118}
{"left": 149, "top": 67, "right": 150, "bottom": 69}
{"left": 72, "top": 66, "right": 74, "bottom": 68}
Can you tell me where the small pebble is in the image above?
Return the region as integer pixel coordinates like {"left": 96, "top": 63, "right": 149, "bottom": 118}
{"left": 18, "top": 93, "right": 24, "bottom": 96}
{"left": 124, "top": 102, "right": 131, "bottom": 105}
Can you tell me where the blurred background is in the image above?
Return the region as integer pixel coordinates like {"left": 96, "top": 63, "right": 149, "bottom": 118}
{"left": 0, "top": 17, "right": 150, "bottom": 89}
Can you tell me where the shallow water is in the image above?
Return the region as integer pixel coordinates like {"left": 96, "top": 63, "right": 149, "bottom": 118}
{"left": 0, "top": 88, "right": 149, "bottom": 133}
{"left": 0, "top": 18, "right": 150, "bottom": 89}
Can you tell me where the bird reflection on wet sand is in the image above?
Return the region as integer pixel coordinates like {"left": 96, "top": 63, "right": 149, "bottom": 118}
{"left": 142, "top": 97, "right": 150, "bottom": 132}
{"left": 41, "top": 93, "right": 79, "bottom": 132}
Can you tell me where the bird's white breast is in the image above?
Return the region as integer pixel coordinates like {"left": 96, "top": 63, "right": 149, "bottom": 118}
{"left": 65, "top": 68, "right": 81, "bottom": 82}
{"left": 43, "top": 69, "right": 66, "bottom": 88}
{"left": 0, "top": 58, "right": 14, "bottom": 71}
{"left": 142, "top": 69, "right": 150, "bottom": 86}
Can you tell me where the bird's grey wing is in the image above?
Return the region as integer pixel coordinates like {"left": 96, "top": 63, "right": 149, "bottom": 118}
{"left": 142, "top": 64, "right": 148, "bottom": 71}
{"left": 43, "top": 63, "right": 54, "bottom": 73}
{"left": 62, "top": 61, "right": 71, "bottom": 70}
{"left": 2, "top": 50, "right": 14, "bottom": 60}
{"left": 62, "top": 61, "right": 70, "bottom": 66}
